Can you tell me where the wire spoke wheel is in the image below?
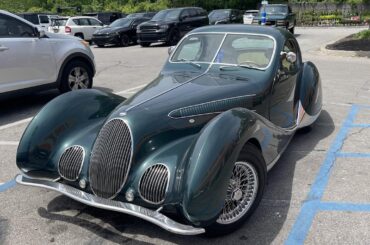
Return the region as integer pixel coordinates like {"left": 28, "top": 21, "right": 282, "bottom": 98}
{"left": 216, "top": 161, "right": 259, "bottom": 225}
{"left": 68, "top": 67, "right": 89, "bottom": 90}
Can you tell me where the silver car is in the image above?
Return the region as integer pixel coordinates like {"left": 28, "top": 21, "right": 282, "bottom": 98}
{"left": 0, "top": 10, "right": 95, "bottom": 97}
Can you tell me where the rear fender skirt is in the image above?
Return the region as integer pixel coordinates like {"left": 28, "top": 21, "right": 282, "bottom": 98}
{"left": 16, "top": 89, "right": 125, "bottom": 175}
{"left": 297, "top": 61, "right": 322, "bottom": 128}
{"left": 181, "top": 108, "right": 294, "bottom": 226}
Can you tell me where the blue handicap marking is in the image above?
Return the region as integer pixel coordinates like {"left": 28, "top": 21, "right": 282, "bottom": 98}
{"left": 0, "top": 179, "right": 16, "bottom": 192}
{"left": 285, "top": 104, "right": 370, "bottom": 245}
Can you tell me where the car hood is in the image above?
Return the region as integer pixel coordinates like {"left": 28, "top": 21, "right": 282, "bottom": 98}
{"left": 94, "top": 26, "right": 129, "bottom": 34}
{"left": 46, "top": 31, "right": 80, "bottom": 40}
{"left": 140, "top": 20, "right": 176, "bottom": 27}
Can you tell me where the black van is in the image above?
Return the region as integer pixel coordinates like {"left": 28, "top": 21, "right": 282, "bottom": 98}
{"left": 136, "top": 7, "right": 208, "bottom": 47}
{"left": 83, "top": 12, "right": 124, "bottom": 25}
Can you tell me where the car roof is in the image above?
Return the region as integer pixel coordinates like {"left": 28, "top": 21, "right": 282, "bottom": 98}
{"left": 0, "top": 9, "right": 36, "bottom": 26}
{"left": 190, "top": 24, "right": 290, "bottom": 40}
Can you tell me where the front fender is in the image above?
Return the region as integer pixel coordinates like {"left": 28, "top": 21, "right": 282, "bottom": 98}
{"left": 181, "top": 108, "right": 265, "bottom": 226}
{"left": 16, "top": 89, "right": 125, "bottom": 175}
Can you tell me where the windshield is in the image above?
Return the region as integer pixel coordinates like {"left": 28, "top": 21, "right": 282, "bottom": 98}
{"left": 152, "top": 9, "right": 181, "bottom": 21}
{"left": 109, "top": 18, "right": 132, "bottom": 28}
{"left": 261, "top": 5, "right": 288, "bottom": 15}
{"left": 171, "top": 33, "right": 275, "bottom": 69}
{"left": 50, "top": 19, "right": 67, "bottom": 26}
{"left": 209, "top": 10, "right": 230, "bottom": 20}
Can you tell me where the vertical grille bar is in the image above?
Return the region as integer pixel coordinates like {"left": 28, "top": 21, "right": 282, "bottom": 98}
{"left": 89, "top": 119, "right": 133, "bottom": 199}
{"left": 139, "top": 164, "right": 169, "bottom": 204}
{"left": 58, "top": 146, "right": 85, "bottom": 181}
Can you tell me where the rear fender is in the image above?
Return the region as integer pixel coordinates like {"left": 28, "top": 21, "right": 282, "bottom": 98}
{"left": 16, "top": 89, "right": 125, "bottom": 175}
{"left": 298, "top": 61, "right": 322, "bottom": 128}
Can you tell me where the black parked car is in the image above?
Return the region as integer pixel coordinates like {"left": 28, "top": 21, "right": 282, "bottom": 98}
{"left": 126, "top": 12, "right": 157, "bottom": 19}
{"left": 92, "top": 17, "right": 150, "bottom": 47}
{"left": 136, "top": 7, "right": 208, "bottom": 47}
{"left": 208, "top": 9, "right": 243, "bottom": 25}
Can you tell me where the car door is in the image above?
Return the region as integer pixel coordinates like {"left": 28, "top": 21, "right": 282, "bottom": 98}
{"left": 88, "top": 18, "right": 103, "bottom": 39}
{"left": 269, "top": 39, "right": 300, "bottom": 128}
{"left": 0, "top": 14, "right": 56, "bottom": 93}
{"left": 178, "top": 9, "right": 192, "bottom": 37}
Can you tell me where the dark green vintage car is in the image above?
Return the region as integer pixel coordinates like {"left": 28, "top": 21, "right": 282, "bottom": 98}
{"left": 15, "top": 25, "right": 322, "bottom": 236}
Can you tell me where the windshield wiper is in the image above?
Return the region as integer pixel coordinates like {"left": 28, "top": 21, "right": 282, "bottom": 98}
{"left": 178, "top": 59, "right": 201, "bottom": 69}
{"left": 219, "top": 64, "right": 262, "bottom": 71}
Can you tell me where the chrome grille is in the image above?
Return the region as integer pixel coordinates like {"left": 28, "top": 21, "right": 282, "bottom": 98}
{"left": 89, "top": 119, "right": 133, "bottom": 199}
{"left": 58, "top": 146, "right": 84, "bottom": 181}
{"left": 139, "top": 164, "right": 169, "bottom": 204}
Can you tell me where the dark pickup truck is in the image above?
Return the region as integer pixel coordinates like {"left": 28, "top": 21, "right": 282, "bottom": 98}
{"left": 252, "top": 4, "right": 296, "bottom": 33}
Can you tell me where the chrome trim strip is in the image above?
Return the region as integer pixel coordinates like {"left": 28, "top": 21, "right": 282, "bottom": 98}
{"left": 15, "top": 174, "right": 205, "bottom": 235}
{"left": 58, "top": 145, "right": 85, "bottom": 182}
{"left": 168, "top": 94, "right": 256, "bottom": 119}
{"left": 138, "top": 163, "right": 170, "bottom": 205}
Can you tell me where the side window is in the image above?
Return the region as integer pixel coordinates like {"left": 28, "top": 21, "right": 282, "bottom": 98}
{"left": 189, "top": 9, "right": 197, "bottom": 17}
{"left": 39, "top": 15, "right": 49, "bottom": 24}
{"left": 0, "top": 14, "right": 36, "bottom": 38}
{"left": 88, "top": 18, "right": 102, "bottom": 26}
{"left": 281, "top": 40, "right": 298, "bottom": 73}
{"left": 78, "top": 18, "right": 90, "bottom": 26}
{"left": 180, "top": 10, "right": 191, "bottom": 21}
{"left": 72, "top": 19, "right": 80, "bottom": 25}
{"left": 173, "top": 36, "right": 202, "bottom": 61}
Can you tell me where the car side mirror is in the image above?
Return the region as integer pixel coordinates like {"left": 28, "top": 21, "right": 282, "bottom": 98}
{"left": 281, "top": 51, "right": 297, "bottom": 63}
{"left": 168, "top": 46, "right": 176, "bottom": 55}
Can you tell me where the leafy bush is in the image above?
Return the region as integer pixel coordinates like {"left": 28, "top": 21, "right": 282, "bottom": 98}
{"left": 355, "top": 30, "right": 370, "bottom": 39}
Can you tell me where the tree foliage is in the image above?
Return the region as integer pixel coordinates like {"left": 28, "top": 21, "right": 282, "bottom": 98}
{"left": 0, "top": 0, "right": 368, "bottom": 14}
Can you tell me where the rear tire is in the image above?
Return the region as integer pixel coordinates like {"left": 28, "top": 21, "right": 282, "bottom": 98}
{"left": 120, "top": 34, "right": 129, "bottom": 47}
{"left": 205, "top": 143, "right": 266, "bottom": 236}
{"left": 59, "top": 60, "right": 93, "bottom": 93}
{"left": 140, "top": 42, "right": 151, "bottom": 47}
{"left": 289, "top": 26, "right": 295, "bottom": 34}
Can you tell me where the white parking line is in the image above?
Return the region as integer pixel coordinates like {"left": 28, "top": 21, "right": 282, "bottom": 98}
{"left": 0, "top": 141, "right": 19, "bottom": 146}
{"left": 0, "top": 84, "right": 147, "bottom": 131}
{"left": 0, "top": 117, "right": 33, "bottom": 131}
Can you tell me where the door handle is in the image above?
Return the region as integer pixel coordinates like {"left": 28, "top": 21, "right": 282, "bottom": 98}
{"left": 0, "top": 46, "right": 9, "bottom": 52}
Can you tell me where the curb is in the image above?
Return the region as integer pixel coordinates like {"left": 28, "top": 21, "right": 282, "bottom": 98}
{"left": 320, "top": 42, "right": 370, "bottom": 58}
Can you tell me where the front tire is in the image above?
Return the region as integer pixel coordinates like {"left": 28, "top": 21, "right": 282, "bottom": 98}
{"left": 205, "top": 143, "right": 266, "bottom": 236}
{"left": 59, "top": 60, "right": 93, "bottom": 93}
{"left": 120, "top": 34, "right": 129, "bottom": 47}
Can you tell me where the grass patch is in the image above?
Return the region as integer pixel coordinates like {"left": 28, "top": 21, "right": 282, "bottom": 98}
{"left": 355, "top": 30, "right": 370, "bottom": 40}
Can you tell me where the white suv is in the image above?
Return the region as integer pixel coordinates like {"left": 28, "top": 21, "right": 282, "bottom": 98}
{"left": 48, "top": 16, "right": 104, "bottom": 41}
{"left": 0, "top": 10, "right": 96, "bottom": 96}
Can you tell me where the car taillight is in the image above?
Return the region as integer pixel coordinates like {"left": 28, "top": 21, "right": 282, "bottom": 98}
{"left": 65, "top": 26, "right": 71, "bottom": 33}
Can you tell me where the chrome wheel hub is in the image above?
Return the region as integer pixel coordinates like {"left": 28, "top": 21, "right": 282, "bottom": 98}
{"left": 216, "top": 161, "right": 259, "bottom": 225}
{"left": 68, "top": 67, "right": 89, "bottom": 90}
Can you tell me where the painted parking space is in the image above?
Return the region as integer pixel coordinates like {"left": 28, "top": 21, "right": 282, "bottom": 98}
{"left": 286, "top": 104, "right": 370, "bottom": 244}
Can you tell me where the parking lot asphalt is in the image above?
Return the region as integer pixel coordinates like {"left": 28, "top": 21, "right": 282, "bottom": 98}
{"left": 1, "top": 27, "right": 370, "bottom": 245}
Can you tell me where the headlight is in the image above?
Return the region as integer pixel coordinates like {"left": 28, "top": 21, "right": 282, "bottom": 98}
{"left": 160, "top": 24, "right": 169, "bottom": 30}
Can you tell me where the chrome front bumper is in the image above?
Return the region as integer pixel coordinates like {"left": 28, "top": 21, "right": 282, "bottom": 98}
{"left": 15, "top": 174, "right": 205, "bottom": 235}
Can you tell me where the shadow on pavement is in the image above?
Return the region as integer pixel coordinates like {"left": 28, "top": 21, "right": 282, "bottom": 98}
{"left": 38, "top": 110, "right": 334, "bottom": 244}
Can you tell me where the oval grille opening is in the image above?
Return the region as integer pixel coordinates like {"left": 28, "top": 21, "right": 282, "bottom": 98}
{"left": 89, "top": 119, "right": 133, "bottom": 199}
{"left": 139, "top": 164, "right": 169, "bottom": 204}
{"left": 58, "top": 146, "right": 84, "bottom": 181}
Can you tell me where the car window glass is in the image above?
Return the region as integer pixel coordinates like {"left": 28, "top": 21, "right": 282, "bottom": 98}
{"left": 78, "top": 18, "right": 90, "bottom": 26}
{"left": 215, "top": 34, "right": 275, "bottom": 69}
{"left": 0, "top": 14, "right": 36, "bottom": 38}
{"left": 171, "top": 34, "right": 225, "bottom": 62}
{"left": 180, "top": 10, "right": 191, "bottom": 20}
{"left": 88, "top": 18, "right": 102, "bottom": 26}
{"left": 281, "top": 40, "right": 298, "bottom": 72}
{"left": 189, "top": 9, "right": 197, "bottom": 17}
{"left": 39, "top": 15, "right": 49, "bottom": 24}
